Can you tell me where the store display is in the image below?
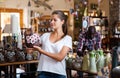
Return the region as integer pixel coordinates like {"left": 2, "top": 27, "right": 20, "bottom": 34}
{"left": 0, "top": 52, "right": 5, "bottom": 63}
{"left": 26, "top": 53, "right": 33, "bottom": 61}
{"left": 66, "top": 56, "right": 74, "bottom": 68}
{"left": 38, "top": 15, "right": 53, "bottom": 34}
{"left": 16, "top": 50, "right": 25, "bottom": 61}
{"left": 30, "top": 15, "right": 53, "bottom": 34}
{"left": 96, "top": 50, "right": 105, "bottom": 71}
{"left": 0, "top": 49, "right": 37, "bottom": 63}
{"left": 72, "top": 56, "right": 82, "bottom": 69}
{"left": 105, "top": 52, "right": 111, "bottom": 66}
{"left": 82, "top": 16, "right": 89, "bottom": 29}
{"left": 111, "top": 66, "right": 120, "bottom": 78}
{"left": 0, "top": 1, "right": 116, "bottom": 78}
{"left": 89, "top": 51, "right": 98, "bottom": 73}
{"left": 89, "top": 16, "right": 108, "bottom": 38}
{"left": 32, "top": 51, "right": 40, "bottom": 60}
{"left": 26, "top": 33, "right": 41, "bottom": 48}
{"left": 3, "top": 36, "right": 13, "bottom": 49}
{"left": 82, "top": 53, "right": 89, "bottom": 71}
{"left": 4, "top": 50, "right": 16, "bottom": 62}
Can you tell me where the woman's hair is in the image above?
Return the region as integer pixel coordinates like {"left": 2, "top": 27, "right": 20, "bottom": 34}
{"left": 52, "top": 10, "right": 68, "bottom": 36}
{"left": 85, "top": 26, "right": 96, "bottom": 39}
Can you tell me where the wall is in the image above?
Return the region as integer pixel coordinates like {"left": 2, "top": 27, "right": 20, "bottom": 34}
{"left": 0, "top": 0, "right": 74, "bottom": 38}
{"left": 0, "top": 0, "right": 74, "bottom": 26}
{"left": 88, "top": 0, "right": 109, "bottom": 17}
{"left": 0, "top": 0, "right": 110, "bottom": 39}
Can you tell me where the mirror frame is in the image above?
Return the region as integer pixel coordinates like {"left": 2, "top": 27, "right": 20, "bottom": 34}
{"left": 0, "top": 8, "right": 23, "bottom": 28}
{"left": 0, "top": 8, "right": 23, "bottom": 41}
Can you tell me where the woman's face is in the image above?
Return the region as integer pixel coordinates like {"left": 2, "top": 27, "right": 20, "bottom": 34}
{"left": 50, "top": 14, "right": 64, "bottom": 30}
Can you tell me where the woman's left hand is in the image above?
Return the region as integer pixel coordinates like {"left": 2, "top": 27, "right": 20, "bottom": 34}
{"left": 33, "top": 46, "right": 43, "bottom": 53}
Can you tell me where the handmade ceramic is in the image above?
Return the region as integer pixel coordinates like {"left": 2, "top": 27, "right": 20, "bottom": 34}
{"left": 89, "top": 51, "right": 97, "bottom": 73}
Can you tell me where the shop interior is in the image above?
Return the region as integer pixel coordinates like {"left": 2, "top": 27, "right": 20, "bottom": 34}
{"left": 0, "top": 0, "right": 120, "bottom": 78}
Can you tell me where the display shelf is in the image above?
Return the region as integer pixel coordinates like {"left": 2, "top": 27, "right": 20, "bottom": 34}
{"left": 30, "top": 15, "right": 53, "bottom": 34}
{"left": 89, "top": 16, "right": 108, "bottom": 38}
{"left": 113, "top": 22, "right": 120, "bottom": 38}
{"left": 0, "top": 60, "right": 38, "bottom": 78}
{"left": 0, "top": 60, "right": 38, "bottom": 66}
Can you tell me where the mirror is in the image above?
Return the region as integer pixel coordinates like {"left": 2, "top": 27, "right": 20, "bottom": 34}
{"left": 0, "top": 8, "right": 23, "bottom": 41}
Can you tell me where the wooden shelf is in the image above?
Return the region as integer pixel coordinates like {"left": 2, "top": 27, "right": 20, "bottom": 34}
{"left": 0, "top": 60, "right": 38, "bottom": 66}
{"left": 30, "top": 15, "right": 52, "bottom": 34}
{"left": 0, "top": 60, "right": 38, "bottom": 78}
{"left": 89, "top": 16, "right": 107, "bottom": 18}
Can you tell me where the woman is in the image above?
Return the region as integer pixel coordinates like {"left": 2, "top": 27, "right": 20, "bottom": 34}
{"left": 27, "top": 10, "right": 72, "bottom": 78}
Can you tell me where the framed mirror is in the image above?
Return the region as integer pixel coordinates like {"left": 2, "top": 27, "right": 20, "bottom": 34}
{"left": 0, "top": 8, "right": 23, "bottom": 41}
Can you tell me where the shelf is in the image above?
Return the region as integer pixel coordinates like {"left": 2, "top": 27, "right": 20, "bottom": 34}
{"left": 89, "top": 16, "right": 108, "bottom": 38}
{"left": 30, "top": 15, "right": 52, "bottom": 34}
{"left": 0, "top": 60, "right": 38, "bottom": 66}
{"left": 0, "top": 60, "right": 38, "bottom": 78}
{"left": 89, "top": 16, "right": 107, "bottom": 18}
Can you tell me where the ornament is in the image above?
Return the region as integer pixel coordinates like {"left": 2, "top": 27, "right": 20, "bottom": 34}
{"left": 26, "top": 33, "right": 41, "bottom": 48}
{"left": 70, "top": 9, "right": 74, "bottom": 14}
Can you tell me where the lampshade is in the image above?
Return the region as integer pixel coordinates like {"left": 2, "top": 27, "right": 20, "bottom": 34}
{"left": 2, "top": 24, "right": 12, "bottom": 33}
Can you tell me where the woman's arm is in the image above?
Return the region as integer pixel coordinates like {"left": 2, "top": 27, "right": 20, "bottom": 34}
{"left": 33, "top": 45, "right": 70, "bottom": 62}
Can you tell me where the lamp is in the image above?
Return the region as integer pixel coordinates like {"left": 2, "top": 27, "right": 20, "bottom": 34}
{"left": 2, "top": 24, "right": 12, "bottom": 42}
{"left": 2, "top": 24, "right": 12, "bottom": 49}
{"left": 2, "top": 24, "right": 12, "bottom": 34}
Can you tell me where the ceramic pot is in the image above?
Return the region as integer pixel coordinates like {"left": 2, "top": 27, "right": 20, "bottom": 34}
{"left": 73, "top": 60, "right": 82, "bottom": 69}
{"left": 26, "top": 33, "right": 40, "bottom": 48}
{"left": 82, "top": 53, "right": 89, "bottom": 71}
{"left": 89, "top": 51, "right": 97, "bottom": 73}
{"left": 5, "top": 51, "right": 16, "bottom": 62}
{"left": 0, "top": 53, "right": 5, "bottom": 63}
{"left": 16, "top": 50, "right": 25, "bottom": 61}
{"left": 111, "top": 66, "right": 120, "bottom": 78}
{"left": 66, "top": 57, "right": 74, "bottom": 68}
{"left": 96, "top": 50, "right": 105, "bottom": 71}
{"left": 26, "top": 53, "right": 33, "bottom": 60}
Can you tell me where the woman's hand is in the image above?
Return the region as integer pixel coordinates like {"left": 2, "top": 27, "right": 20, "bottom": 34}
{"left": 33, "top": 46, "right": 43, "bottom": 53}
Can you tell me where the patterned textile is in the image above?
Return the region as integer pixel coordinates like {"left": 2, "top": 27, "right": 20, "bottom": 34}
{"left": 26, "top": 33, "right": 41, "bottom": 47}
{"left": 77, "top": 31, "right": 101, "bottom": 53}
